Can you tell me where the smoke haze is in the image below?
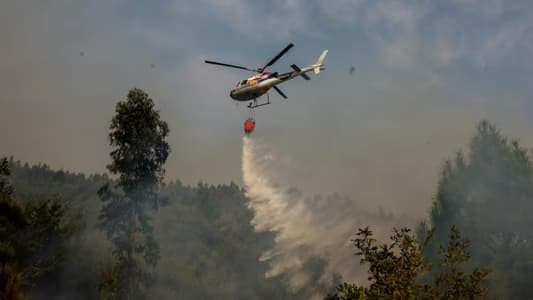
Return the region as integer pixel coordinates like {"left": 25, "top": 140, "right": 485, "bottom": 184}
{"left": 2, "top": 1, "right": 533, "bottom": 221}
{"left": 2, "top": 1, "right": 533, "bottom": 298}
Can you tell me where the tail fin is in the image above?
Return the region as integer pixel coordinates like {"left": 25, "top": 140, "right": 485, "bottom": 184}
{"left": 314, "top": 49, "right": 328, "bottom": 74}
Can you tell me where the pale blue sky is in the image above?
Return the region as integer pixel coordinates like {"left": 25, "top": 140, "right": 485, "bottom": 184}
{"left": 1, "top": 0, "right": 532, "bottom": 215}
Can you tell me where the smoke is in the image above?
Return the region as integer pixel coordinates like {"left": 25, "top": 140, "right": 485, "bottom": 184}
{"left": 241, "top": 136, "right": 414, "bottom": 296}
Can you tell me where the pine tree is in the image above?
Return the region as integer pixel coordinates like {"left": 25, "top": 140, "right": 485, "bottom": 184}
{"left": 427, "top": 120, "right": 533, "bottom": 298}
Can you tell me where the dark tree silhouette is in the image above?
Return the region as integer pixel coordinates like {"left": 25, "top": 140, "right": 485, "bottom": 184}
{"left": 0, "top": 158, "right": 13, "bottom": 197}
{"left": 98, "top": 88, "right": 170, "bottom": 299}
{"left": 325, "top": 226, "right": 489, "bottom": 300}
{"left": 424, "top": 120, "right": 533, "bottom": 298}
{"left": 1, "top": 158, "right": 80, "bottom": 300}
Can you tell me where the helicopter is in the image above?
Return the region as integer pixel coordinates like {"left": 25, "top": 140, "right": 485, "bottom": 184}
{"left": 205, "top": 43, "right": 328, "bottom": 108}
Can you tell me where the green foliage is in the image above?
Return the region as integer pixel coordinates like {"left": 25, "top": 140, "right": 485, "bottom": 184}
{"left": 0, "top": 189, "right": 27, "bottom": 300}
{"left": 21, "top": 198, "right": 83, "bottom": 283}
{"left": 355, "top": 227, "right": 429, "bottom": 299}
{"left": 98, "top": 262, "right": 119, "bottom": 300}
{"left": 0, "top": 158, "right": 14, "bottom": 197}
{"left": 433, "top": 226, "right": 490, "bottom": 299}
{"left": 98, "top": 88, "right": 170, "bottom": 299}
{"left": 0, "top": 160, "right": 82, "bottom": 300}
{"left": 8, "top": 160, "right": 298, "bottom": 299}
{"left": 8, "top": 159, "right": 110, "bottom": 299}
{"left": 326, "top": 227, "right": 430, "bottom": 300}
{"left": 153, "top": 181, "right": 300, "bottom": 299}
{"left": 326, "top": 226, "right": 489, "bottom": 300}
{"left": 7, "top": 117, "right": 531, "bottom": 299}
{"left": 0, "top": 263, "right": 28, "bottom": 300}
{"left": 427, "top": 120, "right": 533, "bottom": 298}
{"left": 324, "top": 283, "right": 366, "bottom": 300}
{"left": 7, "top": 159, "right": 109, "bottom": 299}
{"left": 2, "top": 197, "right": 80, "bottom": 284}
{"left": 107, "top": 87, "right": 170, "bottom": 196}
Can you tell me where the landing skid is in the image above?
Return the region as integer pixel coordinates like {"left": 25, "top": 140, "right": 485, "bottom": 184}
{"left": 247, "top": 93, "right": 270, "bottom": 109}
{"left": 248, "top": 101, "right": 270, "bottom": 109}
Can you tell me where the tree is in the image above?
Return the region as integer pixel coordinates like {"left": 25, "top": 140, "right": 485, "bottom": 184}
{"left": 98, "top": 88, "right": 170, "bottom": 299}
{"left": 432, "top": 226, "right": 489, "bottom": 299}
{"left": 0, "top": 158, "right": 80, "bottom": 300}
{"left": 0, "top": 192, "right": 27, "bottom": 300}
{"left": 8, "top": 160, "right": 298, "bottom": 299}
{"left": 325, "top": 226, "right": 489, "bottom": 300}
{"left": 1, "top": 158, "right": 13, "bottom": 197}
{"left": 0, "top": 263, "right": 27, "bottom": 300}
{"left": 427, "top": 120, "right": 533, "bottom": 298}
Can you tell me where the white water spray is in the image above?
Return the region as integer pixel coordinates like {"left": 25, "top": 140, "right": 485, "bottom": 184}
{"left": 242, "top": 136, "right": 413, "bottom": 295}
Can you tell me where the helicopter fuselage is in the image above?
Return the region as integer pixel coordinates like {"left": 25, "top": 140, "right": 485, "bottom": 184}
{"left": 205, "top": 44, "right": 328, "bottom": 107}
{"left": 230, "top": 72, "right": 275, "bottom": 101}
{"left": 229, "top": 64, "right": 318, "bottom": 101}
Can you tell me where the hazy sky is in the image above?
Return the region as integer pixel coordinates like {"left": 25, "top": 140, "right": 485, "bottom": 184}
{"left": 2, "top": 0, "right": 533, "bottom": 216}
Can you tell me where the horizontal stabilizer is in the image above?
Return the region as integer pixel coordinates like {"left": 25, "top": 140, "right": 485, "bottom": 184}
{"left": 290, "top": 64, "right": 310, "bottom": 80}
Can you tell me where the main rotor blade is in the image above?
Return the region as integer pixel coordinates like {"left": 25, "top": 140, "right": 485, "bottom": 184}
{"left": 260, "top": 43, "right": 294, "bottom": 72}
{"left": 205, "top": 60, "right": 257, "bottom": 72}
{"left": 272, "top": 86, "right": 287, "bottom": 99}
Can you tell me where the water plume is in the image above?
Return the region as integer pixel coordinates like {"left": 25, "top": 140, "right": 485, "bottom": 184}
{"left": 242, "top": 136, "right": 413, "bottom": 296}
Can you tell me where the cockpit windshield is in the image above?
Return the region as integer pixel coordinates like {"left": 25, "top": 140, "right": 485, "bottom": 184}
{"left": 236, "top": 80, "right": 247, "bottom": 87}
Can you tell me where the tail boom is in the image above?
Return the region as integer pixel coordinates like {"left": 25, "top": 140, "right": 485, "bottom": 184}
{"left": 290, "top": 64, "right": 311, "bottom": 80}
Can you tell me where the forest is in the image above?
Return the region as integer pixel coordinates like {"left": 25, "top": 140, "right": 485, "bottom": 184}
{"left": 2, "top": 89, "right": 533, "bottom": 299}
